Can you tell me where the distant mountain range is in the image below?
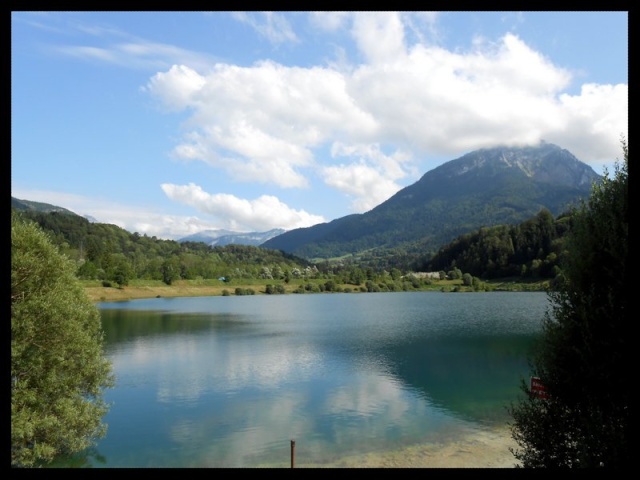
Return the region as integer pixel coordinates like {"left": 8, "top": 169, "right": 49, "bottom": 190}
{"left": 177, "top": 228, "right": 286, "bottom": 247}
{"left": 261, "top": 142, "right": 601, "bottom": 259}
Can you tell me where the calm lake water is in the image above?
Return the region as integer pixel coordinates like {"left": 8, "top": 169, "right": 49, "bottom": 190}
{"left": 61, "top": 291, "right": 549, "bottom": 468}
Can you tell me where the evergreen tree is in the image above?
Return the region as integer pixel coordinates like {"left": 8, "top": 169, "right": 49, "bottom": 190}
{"left": 508, "top": 139, "right": 629, "bottom": 468}
{"left": 11, "top": 212, "right": 114, "bottom": 467}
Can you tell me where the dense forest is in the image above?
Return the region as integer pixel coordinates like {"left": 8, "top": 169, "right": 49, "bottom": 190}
{"left": 12, "top": 206, "right": 573, "bottom": 291}
{"left": 11, "top": 209, "right": 314, "bottom": 284}
{"left": 420, "top": 208, "right": 572, "bottom": 280}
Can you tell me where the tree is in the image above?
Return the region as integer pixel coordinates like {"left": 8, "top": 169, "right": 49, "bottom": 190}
{"left": 108, "top": 252, "right": 134, "bottom": 287}
{"left": 11, "top": 212, "right": 114, "bottom": 467}
{"left": 161, "top": 255, "right": 181, "bottom": 285}
{"left": 508, "top": 139, "right": 629, "bottom": 468}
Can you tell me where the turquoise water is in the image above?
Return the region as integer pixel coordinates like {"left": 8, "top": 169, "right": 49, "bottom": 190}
{"left": 61, "top": 291, "right": 549, "bottom": 467}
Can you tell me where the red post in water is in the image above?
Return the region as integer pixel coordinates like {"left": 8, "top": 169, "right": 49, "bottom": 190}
{"left": 530, "top": 376, "right": 549, "bottom": 399}
{"left": 291, "top": 440, "right": 295, "bottom": 468}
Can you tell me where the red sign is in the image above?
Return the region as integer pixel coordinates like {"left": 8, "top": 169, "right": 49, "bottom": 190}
{"left": 530, "top": 376, "right": 549, "bottom": 399}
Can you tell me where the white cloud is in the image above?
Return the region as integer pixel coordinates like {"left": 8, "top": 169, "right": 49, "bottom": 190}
{"left": 144, "top": 64, "right": 207, "bottom": 112}
{"left": 551, "top": 83, "right": 629, "bottom": 162}
{"left": 308, "top": 11, "right": 351, "bottom": 32}
{"left": 53, "top": 41, "right": 217, "bottom": 72}
{"left": 350, "top": 12, "right": 407, "bottom": 65}
{"left": 161, "top": 183, "right": 325, "bottom": 231}
{"left": 145, "top": 61, "right": 378, "bottom": 190}
{"left": 143, "top": 17, "right": 626, "bottom": 216}
{"left": 400, "top": 11, "right": 440, "bottom": 45}
{"left": 348, "top": 33, "right": 574, "bottom": 155}
{"left": 231, "top": 11, "right": 298, "bottom": 45}
{"left": 322, "top": 143, "right": 412, "bottom": 212}
{"left": 322, "top": 162, "right": 402, "bottom": 213}
{"left": 174, "top": 120, "right": 312, "bottom": 188}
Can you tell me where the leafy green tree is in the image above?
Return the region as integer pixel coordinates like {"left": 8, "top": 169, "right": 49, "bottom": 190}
{"left": 509, "top": 140, "right": 629, "bottom": 468}
{"left": 76, "top": 259, "right": 99, "bottom": 279}
{"left": 390, "top": 268, "right": 402, "bottom": 281}
{"left": 447, "top": 267, "right": 462, "bottom": 280}
{"left": 324, "top": 279, "right": 337, "bottom": 292}
{"left": 11, "top": 212, "right": 114, "bottom": 467}
{"left": 107, "top": 253, "right": 134, "bottom": 287}
{"left": 161, "top": 255, "right": 181, "bottom": 285}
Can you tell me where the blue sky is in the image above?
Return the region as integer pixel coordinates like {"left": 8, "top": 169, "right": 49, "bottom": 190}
{"left": 11, "top": 11, "right": 628, "bottom": 240}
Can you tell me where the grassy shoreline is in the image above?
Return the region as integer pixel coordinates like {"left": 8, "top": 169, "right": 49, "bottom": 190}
{"left": 84, "top": 278, "right": 548, "bottom": 303}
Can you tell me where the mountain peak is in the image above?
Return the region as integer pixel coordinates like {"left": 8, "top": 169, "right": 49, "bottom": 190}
{"left": 432, "top": 142, "right": 598, "bottom": 188}
{"left": 179, "top": 228, "right": 286, "bottom": 247}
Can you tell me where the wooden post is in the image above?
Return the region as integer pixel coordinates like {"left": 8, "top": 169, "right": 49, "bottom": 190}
{"left": 291, "top": 439, "right": 295, "bottom": 468}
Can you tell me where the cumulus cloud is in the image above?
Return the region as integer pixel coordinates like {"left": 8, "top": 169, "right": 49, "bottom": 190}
{"left": 322, "top": 143, "right": 412, "bottom": 212}
{"left": 144, "top": 64, "right": 207, "bottom": 111}
{"left": 350, "top": 12, "right": 407, "bottom": 65}
{"left": 322, "top": 163, "right": 402, "bottom": 213}
{"left": 145, "top": 60, "right": 379, "bottom": 190}
{"left": 551, "top": 83, "right": 629, "bottom": 162}
{"left": 161, "top": 183, "right": 325, "bottom": 231}
{"left": 348, "top": 33, "right": 574, "bottom": 155}
{"left": 144, "top": 13, "right": 626, "bottom": 217}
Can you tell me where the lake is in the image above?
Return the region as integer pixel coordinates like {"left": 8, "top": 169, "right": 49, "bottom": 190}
{"left": 59, "top": 291, "right": 549, "bottom": 468}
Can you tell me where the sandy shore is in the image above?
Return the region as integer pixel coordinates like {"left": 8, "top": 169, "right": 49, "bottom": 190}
{"left": 273, "top": 426, "right": 521, "bottom": 469}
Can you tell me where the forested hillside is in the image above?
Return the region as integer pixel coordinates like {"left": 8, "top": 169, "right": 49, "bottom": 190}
{"left": 12, "top": 203, "right": 575, "bottom": 293}
{"left": 418, "top": 208, "right": 573, "bottom": 280}
{"left": 12, "top": 209, "right": 314, "bottom": 286}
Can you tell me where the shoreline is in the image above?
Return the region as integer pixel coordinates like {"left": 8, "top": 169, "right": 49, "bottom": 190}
{"left": 85, "top": 283, "right": 233, "bottom": 303}
{"left": 85, "top": 280, "right": 546, "bottom": 303}
{"left": 340, "top": 427, "right": 520, "bottom": 468}
{"left": 257, "top": 426, "right": 521, "bottom": 469}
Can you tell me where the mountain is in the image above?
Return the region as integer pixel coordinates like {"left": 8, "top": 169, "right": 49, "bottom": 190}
{"left": 178, "top": 229, "right": 243, "bottom": 244}
{"left": 12, "top": 197, "right": 79, "bottom": 216}
{"left": 261, "top": 142, "right": 601, "bottom": 259}
{"left": 178, "top": 228, "right": 286, "bottom": 247}
{"left": 13, "top": 198, "right": 110, "bottom": 224}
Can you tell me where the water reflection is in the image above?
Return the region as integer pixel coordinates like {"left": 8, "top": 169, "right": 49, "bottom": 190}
{"left": 69, "top": 292, "right": 547, "bottom": 467}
